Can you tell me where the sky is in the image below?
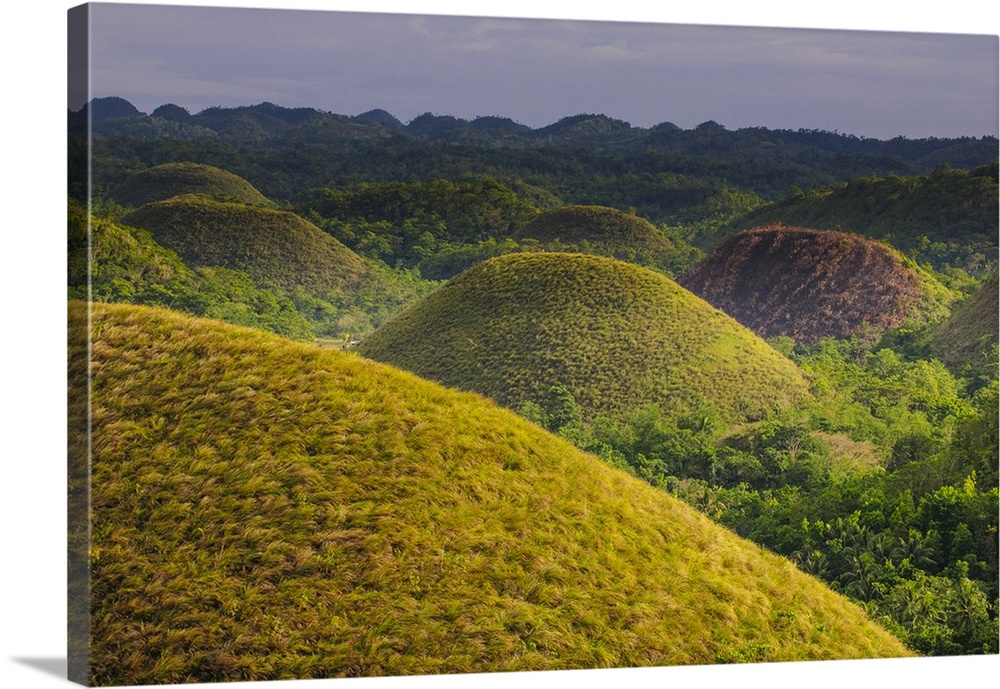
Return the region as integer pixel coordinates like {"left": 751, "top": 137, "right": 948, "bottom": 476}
{"left": 78, "top": 0, "right": 1000, "bottom": 140}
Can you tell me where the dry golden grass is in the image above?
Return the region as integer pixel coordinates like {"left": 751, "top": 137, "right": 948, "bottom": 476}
{"left": 74, "top": 301, "right": 912, "bottom": 685}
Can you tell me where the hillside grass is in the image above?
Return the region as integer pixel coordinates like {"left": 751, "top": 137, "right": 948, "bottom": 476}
{"left": 123, "top": 195, "right": 369, "bottom": 293}
{"left": 68, "top": 199, "right": 314, "bottom": 339}
{"left": 113, "top": 162, "right": 275, "bottom": 208}
{"left": 929, "top": 272, "right": 999, "bottom": 373}
{"left": 119, "top": 195, "right": 436, "bottom": 337}
{"left": 513, "top": 205, "right": 701, "bottom": 275}
{"left": 75, "top": 301, "right": 911, "bottom": 684}
{"left": 679, "top": 225, "right": 957, "bottom": 344}
{"left": 719, "top": 164, "right": 999, "bottom": 274}
{"left": 358, "top": 252, "right": 809, "bottom": 425}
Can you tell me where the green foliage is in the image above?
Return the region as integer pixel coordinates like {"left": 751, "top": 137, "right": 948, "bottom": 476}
{"left": 724, "top": 166, "right": 999, "bottom": 275}
{"left": 305, "top": 177, "right": 547, "bottom": 270}
{"left": 530, "top": 326, "right": 999, "bottom": 657}
{"left": 74, "top": 302, "right": 911, "bottom": 683}
{"left": 928, "top": 272, "right": 999, "bottom": 377}
{"left": 119, "top": 195, "right": 436, "bottom": 337}
{"left": 68, "top": 199, "right": 313, "bottom": 339}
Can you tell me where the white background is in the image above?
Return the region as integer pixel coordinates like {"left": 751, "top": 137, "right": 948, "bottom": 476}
{"left": 2, "top": 2, "right": 997, "bottom": 688}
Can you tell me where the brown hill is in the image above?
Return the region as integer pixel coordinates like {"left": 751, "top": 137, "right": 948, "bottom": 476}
{"left": 678, "top": 225, "right": 937, "bottom": 344}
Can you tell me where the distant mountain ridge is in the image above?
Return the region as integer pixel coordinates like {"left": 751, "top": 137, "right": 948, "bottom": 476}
{"left": 71, "top": 96, "right": 999, "bottom": 166}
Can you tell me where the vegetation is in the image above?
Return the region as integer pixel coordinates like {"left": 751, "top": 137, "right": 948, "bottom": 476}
{"left": 721, "top": 163, "right": 999, "bottom": 275}
{"left": 929, "top": 272, "right": 999, "bottom": 376}
{"left": 513, "top": 205, "right": 702, "bottom": 276}
{"left": 526, "top": 335, "right": 998, "bottom": 657}
{"left": 358, "top": 252, "right": 809, "bottom": 424}
{"left": 112, "top": 162, "right": 276, "bottom": 208}
{"left": 73, "top": 99, "right": 998, "bottom": 231}
{"left": 679, "top": 225, "right": 959, "bottom": 344}
{"left": 70, "top": 97, "right": 999, "bottom": 670}
{"left": 75, "top": 301, "right": 911, "bottom": 684}
{"left": 302, "top": 177, "right": 552, "bottom": 276}
{"left": 119, "top": 195, "right": 436, "bottom": 337}
{"left": 68, "top": 199, "right": 314, "bottom": 338}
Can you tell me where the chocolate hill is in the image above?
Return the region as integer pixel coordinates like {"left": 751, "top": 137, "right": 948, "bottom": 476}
{"left": 679, "top": 225, "right": 941, "bottom": 343}
{"left": 358, "top": 252, "right": 810, "bottom": 424}
{"left": 70, "top": 301, "right": 911, "bottom": 684}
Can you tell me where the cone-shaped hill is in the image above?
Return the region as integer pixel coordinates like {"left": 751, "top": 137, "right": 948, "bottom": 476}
{"left": 113, "top": 162, "right": 274, "bottom": 208}
{"left": 513, "top": 205, "right": 696, "bottom": 273}
{"left": 678, "top": 225, "right": 947, "bottom": 344}
{"left": 71, "top": 301, "right": 910, "bottom": 684}
{"left": 929, "top": 272, "right": 999, "bottom": 372}
{"left": 123, "top": 195, "right": 368, "bottom": 294}
{"left": 358, "top": 252, "right": 809, "bottom": 424}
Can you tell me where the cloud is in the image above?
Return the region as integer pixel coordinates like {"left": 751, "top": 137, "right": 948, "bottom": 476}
{"left": 85, "top": 4, "right": 998, "bottom": 138}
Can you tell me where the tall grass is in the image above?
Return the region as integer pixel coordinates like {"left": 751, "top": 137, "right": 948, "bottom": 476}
{"left": 74, "top": 301, "right": 910, "bottom": 684}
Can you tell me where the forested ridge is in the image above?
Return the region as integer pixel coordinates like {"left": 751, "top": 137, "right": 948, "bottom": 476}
{"left": 72, "top": 96, "right": 999, "bottom": 661}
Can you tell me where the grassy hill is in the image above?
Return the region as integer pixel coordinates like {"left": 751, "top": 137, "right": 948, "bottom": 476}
{"left": 512, "top": 205, "right": 701, "bottom": 275}
{"left": 358, "top": 252, "right": 809, "bottom": 425}
{"left": 119, "top": 194, "right": 439, "bottom": 337}
{"left": 71, "top": 301, "right": 911, "bottom": 684}
{"left": 679, "top": 225, "right": 957, "bottom": 344}
{"left": 68, "top": 199, "right": 314, "bottom": 339}
{"left": 123, "top": 195, "right": 368, "bottom": 293}
{"left": 717, "top": 164, "right": 999, "bottom": 274}
{"left": 929, "top": 272, "right": 999, "bottom": 373}
{"left": 112, "top": 162, "right": 275, "bottom": 207}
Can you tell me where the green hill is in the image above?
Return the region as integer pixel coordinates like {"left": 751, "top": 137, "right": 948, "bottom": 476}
{"left": 512, "top": 204, "right": 700, "bottom": 275}
{"left": 929, "top": 272, "right": 999, "bottom": 373}
{"left": 112, "top": 162, "right": 275, "bottom": 207}
{"left": 679, "top": 225, "right": 958, "bottom": 344}
{"left": 123, "top": 195, "right": 368, "bottom": 293}
{"left": 719, "top": 164, "right": 999, "bottom": 274}
{"left": 71, "top": 301, "right": 911, "bottom": 684}
{"left": 116, "top": 196, "right": 434, "bottom": 337}
{"left": 68, "top": 199, "right": 314, "bottom": 339}
{"left": 358, "top": 252, "right": 809, "bottom": 425}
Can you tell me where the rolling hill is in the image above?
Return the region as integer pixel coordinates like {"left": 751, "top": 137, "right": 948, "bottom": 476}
{"left": 112, "top": 162, "right": 275, "bottom": 208}
{"left": 717, "top": 164, "right": 999, "bottom": 273}
{"left": 929, "top": 272, "right": 999, "bottom": 372}
{"left": 70, "top": 300, "right": 911, "bottom": 684}
{"left": 512, "top": 204, "right": 700, "bottom": 274}
{"left": 123, "top": 195, "right": 368, "bottom": 293}
{"left": 358, "top": 252, "right": 810, "bottom": 424}
{"left": 678, "top": 225, "right": 956, "bottom": 344}
{"left": 118, "top": 195, "right": 435, "bottom": 336}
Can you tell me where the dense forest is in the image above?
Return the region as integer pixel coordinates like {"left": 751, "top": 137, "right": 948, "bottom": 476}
{"left": 71, "top": 97, "right": 999, "bottom": 662}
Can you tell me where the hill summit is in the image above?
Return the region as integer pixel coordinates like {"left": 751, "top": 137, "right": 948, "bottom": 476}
{"left": 678, "top": 225, "right": 934, "bottom": 343}
{"left": 358, "top": 252, "right": 809, "bottom": 424}
{"left": 513, "top": 205, "right": 696, "bottom": 274}
{"left": 113, "top": 162, "right": 274, "bottom": 208}
{"left": 122, "top": 195, "right": 368, "bottom": 294}
{"left": 71, "top": 301, "right": 910, "bottom": 684}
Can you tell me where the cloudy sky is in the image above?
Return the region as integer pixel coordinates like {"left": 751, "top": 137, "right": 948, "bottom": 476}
{"left": 78, "top": 0, "right": 999, "bottom": 140}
